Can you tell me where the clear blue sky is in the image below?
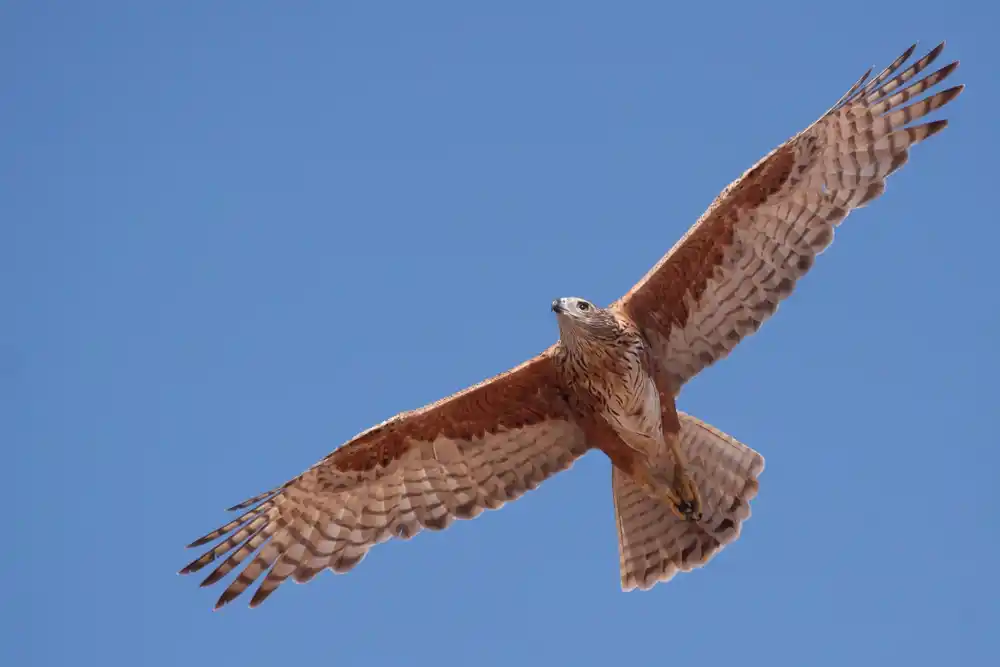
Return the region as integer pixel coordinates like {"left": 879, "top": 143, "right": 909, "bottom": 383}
{"left": 6, "top": 2, "right": 998, "bottom": 666}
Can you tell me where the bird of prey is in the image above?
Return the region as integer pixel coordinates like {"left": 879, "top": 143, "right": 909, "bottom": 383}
{"left": 181, "top": 43, "right": 962, "bottom": 609}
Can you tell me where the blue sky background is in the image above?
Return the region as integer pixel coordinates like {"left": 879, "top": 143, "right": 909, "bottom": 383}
{"left": 6, "top": 2, "right": 998, "bottom": 665}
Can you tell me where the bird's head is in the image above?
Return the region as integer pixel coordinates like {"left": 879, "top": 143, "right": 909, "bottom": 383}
{"left": 551, "top": 297, "right": 620, "bottom": 345}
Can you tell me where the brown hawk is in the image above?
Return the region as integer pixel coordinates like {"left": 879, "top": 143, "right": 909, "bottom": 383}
{"left": 181, "top": 43, "right": 962, "bottom": 609}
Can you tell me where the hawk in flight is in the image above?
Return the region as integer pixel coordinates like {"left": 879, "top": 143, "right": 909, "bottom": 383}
{"left": 182, "top": 43, "right": 962, "bottom": 609}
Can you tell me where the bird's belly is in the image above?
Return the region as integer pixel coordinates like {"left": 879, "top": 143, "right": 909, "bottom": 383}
{"left": 603, "top": 368, "right": 662, "bottom": 441}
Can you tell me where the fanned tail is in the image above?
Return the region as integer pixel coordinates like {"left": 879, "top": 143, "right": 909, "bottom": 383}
{"left": 613, "top": 412, "right": 763, "bottom": 591}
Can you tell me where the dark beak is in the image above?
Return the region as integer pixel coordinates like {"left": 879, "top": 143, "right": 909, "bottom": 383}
{"left": 551, "top": 299, "right": 564, "bottom": 314}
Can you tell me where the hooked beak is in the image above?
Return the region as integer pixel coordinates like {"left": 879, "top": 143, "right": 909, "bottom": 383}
{"left": 551, "top": 299, "right": 565, "bottom": 314}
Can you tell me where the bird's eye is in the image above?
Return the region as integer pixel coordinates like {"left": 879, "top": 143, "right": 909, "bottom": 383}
{"left": 578, "top": 301, "right": 590, "bottom": 311}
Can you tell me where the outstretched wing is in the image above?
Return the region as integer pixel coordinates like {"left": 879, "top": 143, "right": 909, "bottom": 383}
{"left": 181, "top": 347, "right": 588, "bottom": 609}
{"left": 615, "top": 43, "right": 963, "bottom": 391}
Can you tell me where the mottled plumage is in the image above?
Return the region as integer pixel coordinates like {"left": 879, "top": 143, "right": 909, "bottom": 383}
{"left": 181, "top": 43, "right": 962, "bottom": 608}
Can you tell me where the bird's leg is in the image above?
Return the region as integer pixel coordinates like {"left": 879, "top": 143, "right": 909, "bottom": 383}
{"left": 652, "top": 432, "right": 702, "bottom": 522}
{"left": 668, "top": 461, "right": 702, "bottom": 523}
{"left": 650, "top": 380, "right": 702, "bottom": 521}
{"left": 630, "top": 445, "right": 702, "bottom": 522}
{"left": 588, "top": 412, "right": 702, "bottom": 522}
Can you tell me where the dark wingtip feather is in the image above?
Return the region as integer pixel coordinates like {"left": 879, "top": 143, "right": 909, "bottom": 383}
{"left": 179, "top": 550, "right": 216, "bottom": 576}
{"left": 199, "top": 565, "right": 229, "bottom": 587}
{"left": 900, "top": 42, "right": 919, "bottom": 64}
{"left": 187, "top": 534, "right": 218, "bottom": 549}
{"left": 936, "top": 61, "right": 961, "bottom": 82}
{"left": 923, "top": 119, "right": 950, "bottom": 139}
{"left": 249, "top": 584, "right": 278, "bottom": 608}
{"left": 226, "top": 495, "right": 268, "bottom": 512}
{"left": 931, "top": 85, "right": 966, "bottom": 114}
{"left": 838, "top": 66, "right": 874, "bottom": 107}
{"left": 214, "top": 585, "right": 242, "bottom": 610}
{"left": 916, "top": 42, "right": 946, "bottom": 72}
{"left": 178, "top": 561, "right": 201, "bottom": 576}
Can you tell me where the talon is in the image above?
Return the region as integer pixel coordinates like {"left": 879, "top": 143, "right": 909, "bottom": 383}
{"left": 646, "top": 465, "right": 703, "bottom": 521}
{"left": 676, "top": 499, "right": 702, "bottom": 522}
{"left": 661, "top": 489, "right": 686, "bottom": 520}
{"left": 673, "top": 472, "right": 702, "bottom": 522}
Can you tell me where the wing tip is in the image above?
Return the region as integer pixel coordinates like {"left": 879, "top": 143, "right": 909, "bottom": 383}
{"left": 213, "top": 586, "right": 242, "bottom": 611}
{"left": 186, "top": 535, "right": 214, "bottom": 549}
{"left": 934, "top": 84, "right": 966, "bottom": 113}
{"left": 922, "top": 118, "right": 950, "bottom": 142}
{"left": 248, "top": 586, "right": 275, "bottom": 608}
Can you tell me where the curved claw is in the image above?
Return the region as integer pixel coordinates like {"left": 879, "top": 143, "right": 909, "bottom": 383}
{"left": 676, "top": 498, "right": 703, "bottom": 522}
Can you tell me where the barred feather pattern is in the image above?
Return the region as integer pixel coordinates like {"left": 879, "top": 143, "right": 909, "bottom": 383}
{"left": 614, "top": 413, "right": 764, "bottom": 591}
{"left": 617, "top": 43, "right": 963, "bottom": 390}
{"left": 181, "top": 419, "right": 588, "bottom": 609}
